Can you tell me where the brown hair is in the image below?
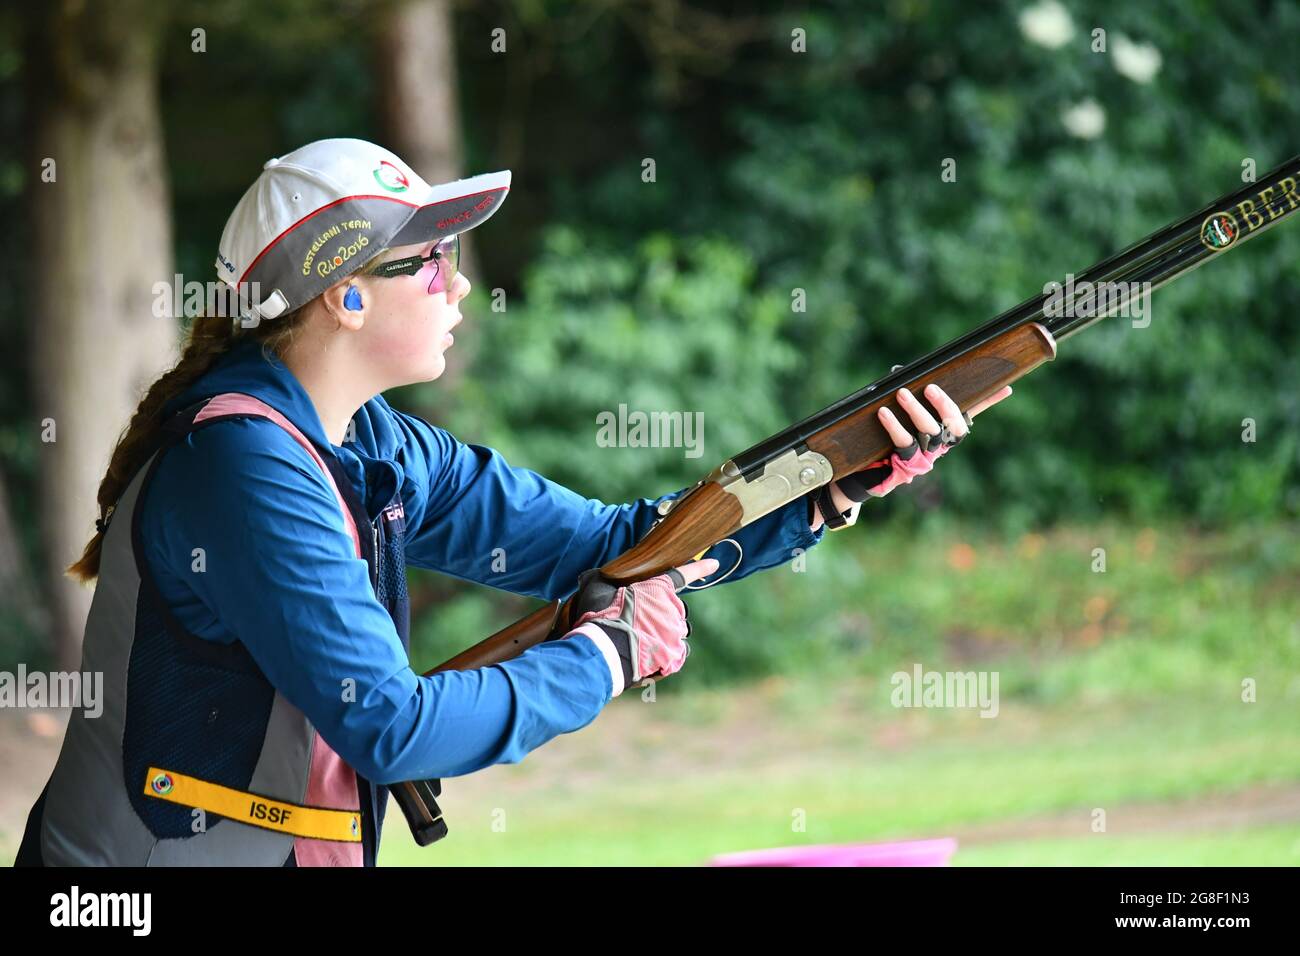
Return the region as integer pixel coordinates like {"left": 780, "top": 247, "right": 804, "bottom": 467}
{"left": 67, "top": 245, "right": 395, "bottom": 584}
{"left": 64, "top": 308, "right": 309, "bottom": 585}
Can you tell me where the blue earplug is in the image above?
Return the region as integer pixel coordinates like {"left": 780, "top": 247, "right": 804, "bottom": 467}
{"left": 344, "top": 286, "right": 363, "bottom": 311}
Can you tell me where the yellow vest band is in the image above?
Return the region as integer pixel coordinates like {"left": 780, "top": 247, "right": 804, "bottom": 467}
{"left": 143, "top": 767, "right": 362, "bottom": 843}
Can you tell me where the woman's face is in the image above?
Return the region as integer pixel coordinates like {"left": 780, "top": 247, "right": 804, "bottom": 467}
{"left": 350, "top": 238, "right": 471, "bottom": 385}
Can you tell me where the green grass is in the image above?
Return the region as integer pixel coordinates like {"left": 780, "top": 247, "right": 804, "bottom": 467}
{"left": 6, "top": 521, "right": 1294, "bottom": 867}
{"left": 380, "top": 520, "right": 1300, "bottom": 866}
{"left": 379, "top": 693, "right": 1300, "bottom": 866}
{"left": 954, "top": 825, "right": 1300, "bottom": 866}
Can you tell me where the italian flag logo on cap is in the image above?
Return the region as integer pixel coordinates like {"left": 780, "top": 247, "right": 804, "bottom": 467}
{"left": 373, "top": 160, "right": 410, "bottom": 193}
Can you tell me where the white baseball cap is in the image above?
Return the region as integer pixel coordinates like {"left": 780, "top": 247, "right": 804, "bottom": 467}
{"left": 215, "top": 137, "right": 511, "bottom": 321}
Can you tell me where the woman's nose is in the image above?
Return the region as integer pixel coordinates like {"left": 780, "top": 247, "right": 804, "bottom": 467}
{"left": 447, "top": 271, "right": 471, "bottom": 304}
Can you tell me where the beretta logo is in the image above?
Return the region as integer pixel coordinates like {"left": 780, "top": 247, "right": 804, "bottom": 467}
{"left": 1200, "top": 212, "right": 1238, "bottom": 251}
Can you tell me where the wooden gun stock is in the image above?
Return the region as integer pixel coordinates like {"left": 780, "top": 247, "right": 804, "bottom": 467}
{"left": 390, "top": 321, "right": 1056, "bottom": 843}
{"left": 808, "top": 321, "right": 1056, "bottom": 474}
{"left": 391, "top": 150, "right": 1300, "bottom": 847}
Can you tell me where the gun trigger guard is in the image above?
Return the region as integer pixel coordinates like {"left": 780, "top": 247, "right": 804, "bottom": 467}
{"left": 682, "top": 538, "right": 743, "bottom": 591}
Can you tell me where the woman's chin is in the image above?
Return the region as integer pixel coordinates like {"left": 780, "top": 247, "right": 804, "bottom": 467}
{"left": 423, "top": 350, "right": 448, "bottom": 380}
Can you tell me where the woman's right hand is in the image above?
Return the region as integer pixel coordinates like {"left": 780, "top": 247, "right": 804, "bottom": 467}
{"left": 561, "top": 558, "right": 719, "bottom": 698}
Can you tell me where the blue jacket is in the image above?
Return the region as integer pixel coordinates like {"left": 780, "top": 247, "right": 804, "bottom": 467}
{"left": 144, "top": 338, "right": 826, "bottom": 787}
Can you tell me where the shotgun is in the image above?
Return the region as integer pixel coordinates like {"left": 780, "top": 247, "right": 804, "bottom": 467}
{"left": 393, "top": 153, "right": 1300, "bottom": 845}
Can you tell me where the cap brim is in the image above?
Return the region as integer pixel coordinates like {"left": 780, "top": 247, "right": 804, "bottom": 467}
{"left": 389, "top": 169, "right": 511, "bottom": 246}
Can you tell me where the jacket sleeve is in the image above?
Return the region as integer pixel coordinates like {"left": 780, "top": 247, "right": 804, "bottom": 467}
{"left": 142, "top": 418, "right": 616, "bottom": 785}
{"left": 393, "top": 408, "right": 827, "bottom": 601}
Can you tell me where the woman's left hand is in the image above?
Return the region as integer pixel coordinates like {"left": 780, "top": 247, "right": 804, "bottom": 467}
{"left": 808, "top": 382, "right": 1014, "bottom": 531}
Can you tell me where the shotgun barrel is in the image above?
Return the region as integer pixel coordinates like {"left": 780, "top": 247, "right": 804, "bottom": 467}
{"left": 391, "top": 152, "right": 1300, "bottom": 846}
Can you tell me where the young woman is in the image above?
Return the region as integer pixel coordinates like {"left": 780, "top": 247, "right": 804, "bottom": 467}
{"left": 15, "top": 138, "right": 1008, "bottom": 867}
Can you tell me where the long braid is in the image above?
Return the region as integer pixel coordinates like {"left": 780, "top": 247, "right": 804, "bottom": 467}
{"left": 65, "top": 310, "right": 304, "bottom": 584}
{"left": 68, "top": 242, "right": 391, "bottom": 584}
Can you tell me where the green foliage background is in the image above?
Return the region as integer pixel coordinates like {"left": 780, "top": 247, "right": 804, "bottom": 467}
{"left": 1, "top": 0, "right": 1297, "bottom": 680}
{"left": 440, "top": 0, "right": 1300, "bottom": 529}
{"left": 399, "top": 0, "right": 1300, "bottom": 682}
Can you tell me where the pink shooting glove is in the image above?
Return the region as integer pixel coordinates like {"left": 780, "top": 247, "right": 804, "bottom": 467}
{"left": 809, "top": 425, "right": 966, "bottom": 531}
{"left": 807, "top": 380, "right": 1011, "bottom": 531}
{"left": 561, "top": 559, "right": 719, "bottom": 698}
{"left": 851, "top": 430, "right": 958, "bottom": 497}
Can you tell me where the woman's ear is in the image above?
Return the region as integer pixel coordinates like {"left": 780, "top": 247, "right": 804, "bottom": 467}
{"left": 320, "top": 277, "right": 366, "bottom": 330}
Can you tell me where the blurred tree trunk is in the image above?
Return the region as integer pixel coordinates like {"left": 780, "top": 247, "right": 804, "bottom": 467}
{"left": 26, "top": 0, "right": 176, "bottom": 670}
{"left": 0, "top": 469, "right": 49, "bottom": 651}
{"left": 375, "top": 0, "right": 479, "bottom": 405}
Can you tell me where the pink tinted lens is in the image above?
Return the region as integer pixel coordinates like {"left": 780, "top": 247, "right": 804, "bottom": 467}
{"left": 425, "top": 237, "right": 459, "bottom": 294}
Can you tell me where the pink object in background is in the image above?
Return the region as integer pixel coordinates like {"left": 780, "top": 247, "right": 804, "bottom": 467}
{"left": 708, "top": 838, "right": 958, "bottom": 867}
